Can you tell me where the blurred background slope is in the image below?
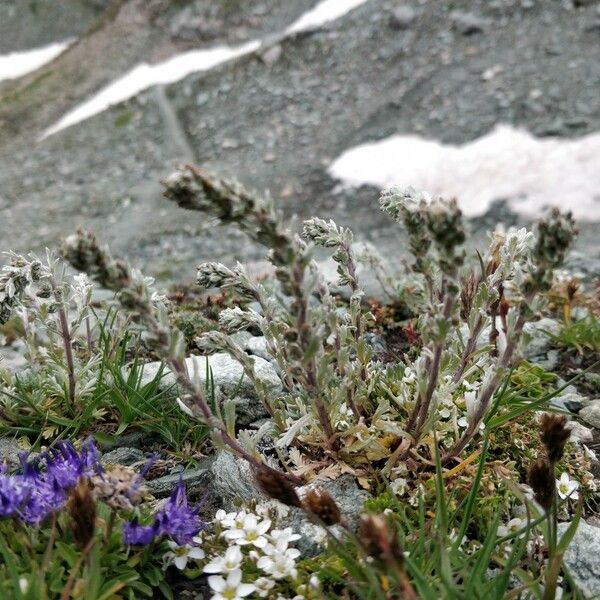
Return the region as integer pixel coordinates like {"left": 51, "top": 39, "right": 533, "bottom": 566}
{"left": 0, "top": 0, "right": 599, "bottom": 282}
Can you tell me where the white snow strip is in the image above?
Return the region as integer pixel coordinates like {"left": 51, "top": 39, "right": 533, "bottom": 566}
{"left": 329, "top": 125, "right": 600, "bottom": 220}
{"left": 43, "top": 0, "right": 370, "bottom": 137}
{"left": 286, "top": 0, "right": 370, "bottom": 34}
{"left": 42, "top": 40, "right": 260, "bottom": 138}
{"left": 0, "top": 40, "right": 72, "bottom": 82}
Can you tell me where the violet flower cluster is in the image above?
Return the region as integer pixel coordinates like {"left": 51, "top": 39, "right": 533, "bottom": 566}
{"left": 123, "top": 480, "right": 205, "bottom": 546}
{"left": 0, "top": 439, "right": 100, "bottom": 525}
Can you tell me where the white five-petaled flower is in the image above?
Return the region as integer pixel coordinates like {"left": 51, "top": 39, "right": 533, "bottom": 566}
{"left": 222, "top": 514, "right": 271, "bottom": 548}
{"left": 163, "top": 541, "right": 205, "bottom": 570}
{"left": 176, "top": 397, "right": 195, "bottom": 417}
{"left": 462, "top": 379, "right": 480, "bottom": 392}
{"left": 390, "top": 477, "right": 408, "bottom": 496}
{"left": 498, "top": 517, "right": 526, "bottom": 538}
{"left": 72, "top": 272, "right": 92, "bottom": 310}
{"left": 257, "top": 541, "right": 301, "bottom": 579}
{"left": 217, "top": 509, "right": 249, "bottom": 530}
{"left": 402, "top": 367, "right": 416, "bottom": 384}
{"left": 19, "top": 578, "right": 29, "bottom": 594}
{"left": 203, "top": 545, "right": 243, "bottom": 574}
{"left": 207, "top": 569, "right": 255, "bottom": 600}
{"left": 254, "top": 577, "right": 276, "bottom": 598}
{"left": 557, "top": 473, "right": 579, "bottom": 500}
{"left": 269, "top": 527, "right": 301, "bottom": 546}
{"left": 583, "top": 445, "right": 597, "bottom": 462}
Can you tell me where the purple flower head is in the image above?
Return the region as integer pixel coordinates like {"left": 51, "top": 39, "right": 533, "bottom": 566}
{"left": 122, "top": 519, "right": 157, "bottom": 546}
{"left": 4, "top": 439, "right": 102, "bottom": 525}
{"left": 19, "top": 476, "right": 65, "bottom": 525}
{"left": 0, "top": 472, "right": 31, "bottom": 519}
{"left": 154, "top": 480, "right": 205, "bottom": 545}
{"left": 38, "top": 439, "right": 101, "bottom": 490}
{"left": 123, "top": 480, "right": 205, "bottom": 546}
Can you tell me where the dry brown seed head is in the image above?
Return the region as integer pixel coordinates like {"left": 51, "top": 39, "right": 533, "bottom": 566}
{"left": 69, "top": 480, "right": 97, "bottom": 550}
{"left": 528, "top": 457, "right": 555, "bottom": 512}
{"left": 540, "top": 413, "right": 570, "bottom": 464}
{"left": 90, "top": 466, "right": 147, "bottom": 511}
{"left": 302, "top": 488, "right": 342, "bottom": 526}
{"left": 358, "top": 514, "right": 404, "bottom": 564}
{"left": 255, "top": 467, "right": 302, "bottom": 508}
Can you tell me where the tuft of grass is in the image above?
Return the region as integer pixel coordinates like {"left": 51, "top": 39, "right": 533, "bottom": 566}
{"left": 549, "top": 314, "right": 600, "bottom": 355}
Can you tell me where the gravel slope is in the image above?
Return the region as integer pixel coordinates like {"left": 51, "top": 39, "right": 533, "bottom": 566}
{"left": 0, "top": 0, "right": 598, "bottom": 281}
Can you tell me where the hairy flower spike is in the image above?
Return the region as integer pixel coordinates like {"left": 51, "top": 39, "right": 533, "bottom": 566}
{"left": 164, "top": 166, "right": 307, "bottom": 271}
{"left": 540, "top": 413, "right": 570, "bottom": 464}
{"left": 534, "top": 209, "right": 577, "bottom": 270}
{"left": 303, "top": 218, "right": 348, "bottom": 248}
{"left": 61, "top": 229, "right": 129, "bottom": 291}
{"left": 197, "top": 263, "right": 258, "bottom": 300}
{"left": 379, "top": 187, "right": 431, "bottom": 271}
{"left": 358, "top": 514, "right": 404, "bottom": 564}
{"left": 302, "top": 488, "right": 341, "bottom": 526}
{"left": 68, "top": 480, "right": 97, "bottom": 550}
{"left": 528, "top": 457, "right": 555, "bottom": 512}
{"left": 0, "top": 254, "right": 47, "bottom": 324}
{"left": 255, "top": 467, "right": 303, "bottom": 508}
{"left": 218, "top": 306, "right": 263, "bottom": 334}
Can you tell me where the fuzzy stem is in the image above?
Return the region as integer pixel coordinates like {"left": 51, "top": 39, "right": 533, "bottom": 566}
{"left": 292, "top": 263, "right": 337, "bottom": 450}
{"left": 442, "top": 301, "right": 532, "bottom": 463}
{"left": 169, "top": 354, "right": 302, "bottom": 485}
{"left": 60, "top": 538, "right": 95, "bottom": 600}
{"left": 51, "top": 278, "right": 76, "bottom": 411}
{"left": 85, "top": 316, "right": 93, "bottom": 357}
{"left": 407, "top": 289, "right": 455, "bottom": 439}
{"left": 453, "top": 313, "right": 483, "bottom": 383}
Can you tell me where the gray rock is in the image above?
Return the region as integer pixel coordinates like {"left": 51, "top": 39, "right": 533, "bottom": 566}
{"left": 230, "top": 396, "right": 273, "bottom": 426}
{"left": 567, "top": 421, "right": 593, "bottom": 444}
{"left": 451, "top": 11, "right": 490, "bottom": 35}
{"left": 245, "top": 336, "right": 271, "bottom": 362}
{"left": 522, "top": 318, "right": 561, "bottom": 360}
{"left": 209, "top": 450, "right": 263, "bottom": 509}
{"left": 101, "top": 447, "right": 146, "bottom": 467}
{"left": 564, "top": 253, "right": 600, "bottom": 285}
{"left": 363, "top": 332, "right": 388, "bottom": 359}
{"left": 0, "top": 437, "right": 22, "bottom": 467}
{"left": 0, "top": 345, "right": 27, "bottom": 372}
{"left": 139, "top": 352, "right": 282, "bottom": 425}
{"left": 458, "top": 319, "right": 561, "bottom": 364}
{"left": 534, "top": 349, "right": 560, "bottom": 371}
{"left": 260, "top": 44, "right": 283, "bottom": 66}
{"left": 559, "top": 520, "right": 600, "bottom": 598}
{"left": 550, "top": 385, "right": 589, "bottom": 413}
{"left": 579, "top": 400, "right": 600, "bottom": 428}
{"left": 230, "top": 331, "right": 254, "bottom": 348}
{"left": 389, "top": 6, "right": 417, "bottom": 29}
{"left": 146, "top": 458, "right": 214, "bottom": 498}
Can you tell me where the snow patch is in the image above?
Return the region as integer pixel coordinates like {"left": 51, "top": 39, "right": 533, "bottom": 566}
{"left": 43, "top": 0, "right": 371, "bottom": 137}
{"left": 286, "top": 0, "right": 370, "bottom": 34}
{"left": 43, "top": 41, "right": 260, "bottom": 138}
{"left": 329, "top": 125, "right": 600, "bottom": 220}
{"left": 0, "top": 40, "right": 72, "bottom": 82}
